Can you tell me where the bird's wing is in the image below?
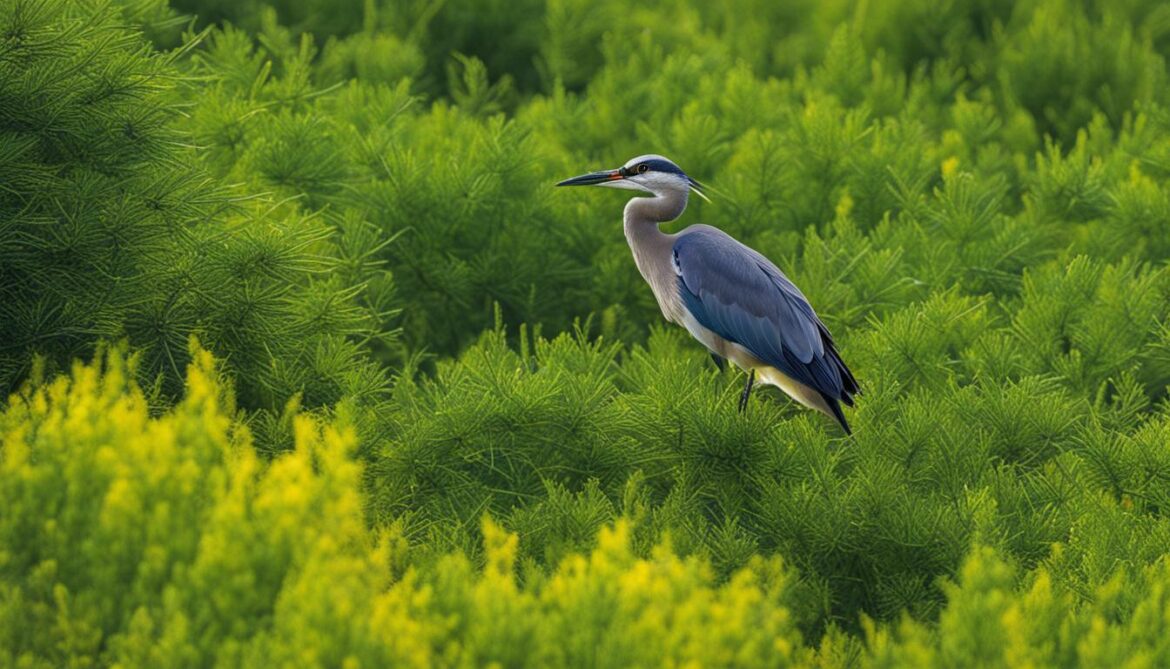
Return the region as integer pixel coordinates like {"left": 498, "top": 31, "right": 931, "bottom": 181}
{"left": 673, "top": 226, "right": 858, "bottom": 405}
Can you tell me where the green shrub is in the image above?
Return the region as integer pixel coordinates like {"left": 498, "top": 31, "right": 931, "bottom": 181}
{"left": 8, "top": 0, "right": 1170, "bottom": 663}
{"left": 155, "top": 0, "right": 1170, "bottom": 363}
{"left": 0, "top": 348, "right": 812, "bottom": 667}
{"left": 0, "top": 0, "right": 391, "bottom": 413}
{"left": 366, "top": 316, "right": 1170, "bottom": 636}
{"left": 0, "top": 0, "right": 196, "bottom": 394}
{"left": 4, "top": 348, "right": 1170, "bottom": 667}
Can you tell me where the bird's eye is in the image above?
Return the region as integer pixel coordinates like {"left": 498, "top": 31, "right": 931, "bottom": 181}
{"left": 637, "top": 164, "right": 649, "bottom": 174}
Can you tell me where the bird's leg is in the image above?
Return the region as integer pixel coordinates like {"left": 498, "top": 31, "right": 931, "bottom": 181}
{"left": 709, "top": 353, "right": 727, "bottom": 399}
{"left": 738, "top": 369, "right": 755, "bottom": 413}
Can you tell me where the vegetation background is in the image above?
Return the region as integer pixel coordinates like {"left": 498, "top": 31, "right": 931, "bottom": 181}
{"left": 4, "top": 0, "right": 1170, "bottom": 665}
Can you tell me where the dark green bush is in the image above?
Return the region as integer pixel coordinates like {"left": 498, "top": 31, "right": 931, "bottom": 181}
{"left": 0, "top": 1, "right": 391, "bottom": 412}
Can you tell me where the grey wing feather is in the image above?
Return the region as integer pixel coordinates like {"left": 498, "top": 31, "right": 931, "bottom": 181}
{"left": 673, "top": 226, "right": 859, "bottom": 408}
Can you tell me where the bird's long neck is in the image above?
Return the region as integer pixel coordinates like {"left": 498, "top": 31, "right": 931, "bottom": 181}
{"left": 624, "top": 191, "right": 687, "bottom": 322}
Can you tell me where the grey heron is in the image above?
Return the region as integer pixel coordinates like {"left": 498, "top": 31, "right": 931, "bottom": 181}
{"left": 558, "top": 155, "right": 859, "bottom": 434}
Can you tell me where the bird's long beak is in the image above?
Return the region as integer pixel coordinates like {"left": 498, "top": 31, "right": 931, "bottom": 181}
{"left": 556, "top": 169, "right": 623, "bottom": 187}
{"left": 688, "top": 176, "right": 711, "bottom": 202}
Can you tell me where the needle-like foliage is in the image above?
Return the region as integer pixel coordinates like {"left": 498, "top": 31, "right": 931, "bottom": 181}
{"left": 6, "top": 0, "right": 1170, "bottom": 664}
{"left": 0, "top": 0, "right": 392, "bottom": 413}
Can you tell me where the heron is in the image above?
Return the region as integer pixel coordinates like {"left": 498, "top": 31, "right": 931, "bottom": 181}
{"left": 558, "top": 154, "right": 859, "bottom": 434}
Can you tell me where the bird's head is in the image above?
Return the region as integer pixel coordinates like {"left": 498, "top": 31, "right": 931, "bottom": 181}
{"left": 556, "top": 154, "right": 709, "bottom": 201}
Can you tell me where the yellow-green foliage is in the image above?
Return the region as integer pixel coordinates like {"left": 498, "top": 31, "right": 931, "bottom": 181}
{"left": 0, "top": 350, "right": 809, "bottom": 667}
{"left": 855, "top": 545, "right": 1170, "bottom": 668}
{"left": 5, "top": 352, "right": 1170, "bottom": 667}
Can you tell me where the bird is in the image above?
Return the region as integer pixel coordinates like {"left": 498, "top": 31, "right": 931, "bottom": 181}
{"left": 557, "top": 154, "right": 859, "bottom": 434}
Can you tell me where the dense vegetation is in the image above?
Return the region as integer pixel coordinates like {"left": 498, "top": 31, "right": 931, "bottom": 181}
{"left": 3, "top": 0, "right": 1170, "bottom": 665}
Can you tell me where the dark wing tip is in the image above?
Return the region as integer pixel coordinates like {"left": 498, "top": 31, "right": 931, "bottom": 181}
{"left": 821, "top": 393, "right": 852, "bottom": 435}
{"left": 822, "top": 333, "right": 860, "bottom": 399}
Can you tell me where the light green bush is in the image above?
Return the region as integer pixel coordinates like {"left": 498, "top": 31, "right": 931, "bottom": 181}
{"left": 153, "top": 0, "right": 1170, "bottom": 361}
{"left": 0, "top": 349, "right": 812, "bottom": 667}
